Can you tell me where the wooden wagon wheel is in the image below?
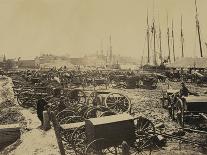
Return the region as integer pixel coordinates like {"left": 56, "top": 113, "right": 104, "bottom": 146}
{"left": 76, "top": 105, "right": 90, "bottom": 117}
{"left": 68, "top": 89, "right": 87, "bottom": 105}
{"left": 60, "top": 116, "right": 84, "bottom": 144}
{"left": 56, "top": 110, "right": 77, "bottom": 122}
{"left": 173, "top": 98, "right": 184, "bottom": 128}
{"left": 85, "top": 138, "right": 120, "bottom": 155}
{"left": 17, "top": 90, "right": 34, "bottom": 108}
{"left": 132, "top": 117, "right": 155, "bottom": 155}
{"left": 104, "top": 92, "right": 131, "bottom": 113}
{"left": 71, "top": 125, "right": 86, "bottom": 155}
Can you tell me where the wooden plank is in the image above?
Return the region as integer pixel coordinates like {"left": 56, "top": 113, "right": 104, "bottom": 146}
{"left": 0, "top": 124, "right": 21, "bottom": 149}
{"left": 50, "top": 112, "right": 66, "bottom": 155}
{"left": 60, "top": 122, "right": 85, "bottom": 130}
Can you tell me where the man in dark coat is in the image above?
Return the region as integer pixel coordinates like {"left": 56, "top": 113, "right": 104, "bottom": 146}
{"left": 180, "top": 82, "right": 189, "bottom": 97}
{"left": 36, "top": 97, "right": 48, "bottom": 126}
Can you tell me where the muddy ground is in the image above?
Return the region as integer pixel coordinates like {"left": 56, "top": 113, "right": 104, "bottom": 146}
{"left": 1, "top": 77, "right": 207, "bottom": 155}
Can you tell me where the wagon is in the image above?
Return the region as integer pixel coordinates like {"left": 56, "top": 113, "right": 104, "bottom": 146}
{"left": 173, "top": 95, "right": 207, "bottom": 128}
{"left": 137, "top": 73, "right": 158, "bottom": 89}
{"left": 87, "top": 91, "right": 131, "bottom": 114}
{"left": 58, "top": 113, "right": 156, "bottom": 155}
{"left": 93, "top": 77, "right": 109, "bottom": 89}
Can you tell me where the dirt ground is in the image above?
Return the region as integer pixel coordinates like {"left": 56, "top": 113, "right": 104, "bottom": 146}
{"left": 1, "top": 77, "right": 207, "bottom": 155}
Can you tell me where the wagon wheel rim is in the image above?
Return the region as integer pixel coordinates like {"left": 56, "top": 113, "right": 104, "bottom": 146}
{"left": 104, "top": 93, "right": 131, "bottom": 113}
{"left": 71, "top": 125, "right": 86, "bottom": 155}
{"left": 133, "top": 117, "right": 155, "bottom": 154}
{"left": 56, "top": 110, "right": 77, "bottom": 122}
{"left": 131, "top": 137, "right": 152, "bottom": 155}
{"left": 60, "top": 116, "right": 84, "bottom": 143}
{"left": 85, "top": 138, "right": 119, "bottom": 155}
{"left": 17, "top": 91, "right": 32, "bottom": 108}
{"left": 77, "top": 105, "right": 89, "bottom": 117}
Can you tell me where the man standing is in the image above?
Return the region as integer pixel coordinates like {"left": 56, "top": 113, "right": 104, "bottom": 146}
{"left": 180, "top": 82, "right": 189, "bottom": 97}
{"left": 36, "top": 96, "right": 48, "bottom": 127}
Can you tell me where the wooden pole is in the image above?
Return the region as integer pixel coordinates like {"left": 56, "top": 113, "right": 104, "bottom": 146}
{"left": 50, "top": 112, "right": 66, "bottom": 155}
{"left": 43, "top": 111, "right": 51, "bottom": 131}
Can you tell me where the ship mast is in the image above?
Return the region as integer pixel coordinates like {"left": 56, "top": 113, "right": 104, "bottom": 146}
{"left": 159, "top": 26, "right": 162, "bottom": 63}
{"left": 195, "top": 0, "right": 203, "bottom": 57}
{"left": 167, "top": 14, "right": 171, "bottom": 63}
{"left": 172, "top": 20, "right": 175, "bottom": 62}
{"left": 181, "top": 15, "right": 184, "bottom": 57}
{"left": 147, "top": 12, "right": 150, "bottom": 64}
{"left": 109, "top": 35, "right": 113, "bottom": 64}
{"left": 152, "top": 19, "right": 157, "bottom": 65}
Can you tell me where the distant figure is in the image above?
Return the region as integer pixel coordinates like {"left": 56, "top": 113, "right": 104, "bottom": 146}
{"left": 36, "top": 97, "right": 48, "bottom": 126}
{"left": 179, "top": 82, "right": 189, "bottom": 97}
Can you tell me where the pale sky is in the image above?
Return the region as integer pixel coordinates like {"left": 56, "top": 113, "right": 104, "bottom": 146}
{"left": 0, "top": 0, "right": 207, "bottom": 60}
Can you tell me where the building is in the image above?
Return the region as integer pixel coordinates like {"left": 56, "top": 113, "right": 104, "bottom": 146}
{"left": 17, "top": 57, "right": 40, "bottom": 69}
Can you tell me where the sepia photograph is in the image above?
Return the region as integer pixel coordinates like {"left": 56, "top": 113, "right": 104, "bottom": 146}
{"left": 1, "top": 0, "right": 207, "bottom": 154}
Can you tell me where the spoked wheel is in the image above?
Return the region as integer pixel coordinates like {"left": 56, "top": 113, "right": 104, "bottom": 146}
{"left": 60, "top": 116, "right": 85, "bottom": 144}
{"left": 76, "top": 105, "right": 90, "bottom": 117}
{"left": 71, "top": 125, "right": 86, "bottom": 155}
{"left": 85, "top": 138, "right": 120, "bottom": 155}
{"left": 133, "top": 117, "right": 155, "bottom": 155}
{"left": 105, "top": 93, "right": 131, "bottom": 113}
{"left": 68, "top": 89, "right": 87, "bottom": 104}
{"left": 173, "top": 98, "right": 184, "bottom": 128}
{"left": 17, "top": 90, "right": 33, "bottom": 108}
{"left": 56, "top": 110, "right": 77, "bottom": 122}
{"left": 87, "top": 91, "right": 101, "bottom": 106}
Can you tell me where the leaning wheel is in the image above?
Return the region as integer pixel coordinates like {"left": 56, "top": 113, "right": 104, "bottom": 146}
{"left": 56, "top": 110, "right": 77, "bottom": 122}
{"left": 104, "top": 92, "right": 131, "bottom": 113}
{"left": 17, "top": 90, "right": 33, "bottom": 108}
{"left": 60, "top": 116, "right": 84, "bottom": 144}
{"left": 85, "top": 138, "right": 120, "bottom": 155}
{"left": 133, "top": 117, "right": 155, "bottom": 155}
{"left": 174, "top": 98, "right": 184, "bottom": 128}
{"left": 71, "top": 125, "right": 86, "bottom": 155}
